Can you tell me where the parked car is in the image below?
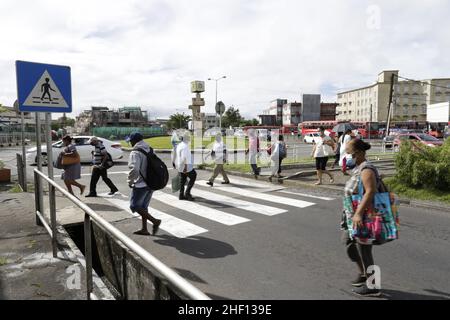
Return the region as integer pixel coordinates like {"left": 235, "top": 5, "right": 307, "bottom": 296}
{"left": 383, "top": 135, "right": 397, "bottom": 149}
{"left": 26, "top": 136, "right": 123, "bottom": 165}
{"left": 392, "top": 133, "right": 444, "bottom": 152}
{"left": 303, "top": 133, "right": 321, "bottom": 144}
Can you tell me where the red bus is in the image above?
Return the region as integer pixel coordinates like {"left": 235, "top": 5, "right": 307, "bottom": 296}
{"left": 352, "top": 122, "right": 380, "bottom": 139}
{"left": 281, "top": 124, "right": 298, "bottom": 135}
{"left": 298, "top": 121, "right": 338, "bottom": 137}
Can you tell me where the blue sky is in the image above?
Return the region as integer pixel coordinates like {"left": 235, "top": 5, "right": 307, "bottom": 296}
{"left": 1, "top": 0, "right": 449, "bottom": 119}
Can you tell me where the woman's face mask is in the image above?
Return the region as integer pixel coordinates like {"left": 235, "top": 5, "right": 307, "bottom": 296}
{"left": 346, "top": 157, "right": 357, "bottom": 170}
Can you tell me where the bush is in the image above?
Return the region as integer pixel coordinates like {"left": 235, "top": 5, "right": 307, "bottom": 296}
{"left": 395, "top": 139, "right": 450, "bottom": 191}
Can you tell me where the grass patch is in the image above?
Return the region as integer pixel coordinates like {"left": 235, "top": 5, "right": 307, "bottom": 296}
{"left": 8, "top": 184, "right": 23, "bottom": 193}
{"left": 121, "top": 136, "right": 248, "bottom": 150}
{"left": 385, "top": 177, "right": 450, "bottom": 204}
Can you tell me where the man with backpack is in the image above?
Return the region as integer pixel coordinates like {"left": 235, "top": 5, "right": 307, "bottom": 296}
{"left": 127, "top": 132, "right": 162, "bottom": 236}
{"left": 176, "top": 133, "right": 197, "bottom": 201}
{"left": 85, "top": 137, "right": 119, "bottom": 197}
{"left": 268, "top": 134, "right": 287, "bottom": 182}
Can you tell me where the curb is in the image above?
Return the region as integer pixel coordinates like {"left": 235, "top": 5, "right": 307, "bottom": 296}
{"left": 198, "top": 168, "right": 450, "bottom": 213}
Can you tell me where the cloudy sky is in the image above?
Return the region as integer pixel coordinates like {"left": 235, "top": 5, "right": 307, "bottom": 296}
{"left": 1, "top": 0, "right": 449, "bottom": 119}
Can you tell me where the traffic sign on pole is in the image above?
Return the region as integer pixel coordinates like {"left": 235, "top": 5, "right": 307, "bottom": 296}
{"left": 16, "top": 60, "right": 72, "bottom": 113}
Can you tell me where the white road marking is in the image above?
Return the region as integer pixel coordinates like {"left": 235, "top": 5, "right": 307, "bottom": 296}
{"left": 198, "top": 181, "right": 316, "bottom": 209}
{"left": 152, "top": 191, "right": 250, "bottom": 226}
{"left": 221, "top": 176, "right": 286, "bottom": 190}
{"left": 278, "top": 190, "right": 335, "bottom": 201}
{"left": 81, "top": 171, "right": 129, "bottom": 177}
{"left": 105, "top": 198, "right": 208, "bottom": 239}
{"left": 167, "top": 184, "right": 287, "bottom": 216}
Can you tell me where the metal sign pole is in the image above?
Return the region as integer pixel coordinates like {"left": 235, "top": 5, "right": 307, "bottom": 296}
{"left": 21, "top": 112, "right": 27, "bottom": 191}
{"left": 35, "top": 113, "right": 44, "bottom": 225}
{"left": 45, "top": 112, "right": 57, "bottom": 258}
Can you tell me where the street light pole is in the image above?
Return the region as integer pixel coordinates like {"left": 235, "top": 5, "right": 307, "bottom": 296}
{"left": 208, "top": 76, "right": 226, "bottom": 129}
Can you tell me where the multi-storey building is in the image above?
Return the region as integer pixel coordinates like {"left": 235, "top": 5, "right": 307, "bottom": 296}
{"left": 336, "top": 70, "right": 450, "bottom": 123}
{"left": 282, "top": 102, "right": 302, "bottom": 126}
{"left": 75, "top": 106, "right": 149, "bottom": 134}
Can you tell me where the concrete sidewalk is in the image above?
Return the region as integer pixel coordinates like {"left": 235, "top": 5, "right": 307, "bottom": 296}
{"left": 0, "top": 191, "right": 88, "bottom": 300}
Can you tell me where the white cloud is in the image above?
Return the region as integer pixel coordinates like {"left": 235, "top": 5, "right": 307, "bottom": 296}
{"left": 1, "top": 0, "right": 450, "bottom": 119}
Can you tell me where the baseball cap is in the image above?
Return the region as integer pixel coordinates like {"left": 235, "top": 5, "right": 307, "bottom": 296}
{"left": 126, "top": 132, "right": 144, "bottom": 143}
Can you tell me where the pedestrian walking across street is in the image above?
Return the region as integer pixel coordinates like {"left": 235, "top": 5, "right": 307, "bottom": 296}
{"left": 207, "top": 133, "right": 230, "bottom": 187}
{"left": 312, "top": 127, "right": 335, "bottom": 185}
{"left": 85, "top": 137, "right": 119, "bottom": 197}
{"left": 339, "top": 129, "right": 353, "bottom": 175}
{"left": 59, "top": 135, "right": 85, "bottom": 196}
{"left": 176, "top": 133, "right": 197, "bottom": 201}
{"left": 127, "top": 132, "right": 161, "bottom": 236}
{"left": 268, "top": 135, "right": 287, "bottom": 182}
{"left": 245, "top": 129, "right": 261, "bottom": 178}
{"left": 341, "top": 139, "right": 382, "bottom": 297}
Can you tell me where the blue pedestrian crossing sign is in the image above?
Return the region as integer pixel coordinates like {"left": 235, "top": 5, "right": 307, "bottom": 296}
{"left": 15, "top": 60, "right": 72, "bottom": 113}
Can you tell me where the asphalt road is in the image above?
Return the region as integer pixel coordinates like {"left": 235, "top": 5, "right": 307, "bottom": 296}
{"left": 1, "top": 146, "right": 449, "bottom": 300}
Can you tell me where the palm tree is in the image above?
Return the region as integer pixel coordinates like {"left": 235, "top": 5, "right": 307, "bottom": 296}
{"left": 168, "top": 113, "right": 191, "bottom": 129}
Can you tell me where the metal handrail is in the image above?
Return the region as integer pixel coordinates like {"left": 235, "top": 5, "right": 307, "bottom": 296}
{"left": 33, "top": 168, "right": 210, "bottom": 300}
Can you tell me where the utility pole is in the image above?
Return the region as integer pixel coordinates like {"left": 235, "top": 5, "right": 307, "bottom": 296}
{"left": 385, "top": 73, "right": 396, "bottom": 138}
{"left": 369, "top": 104, "right": 372, "bottom": 141}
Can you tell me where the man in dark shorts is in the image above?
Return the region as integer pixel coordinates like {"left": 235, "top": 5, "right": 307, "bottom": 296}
{"left": 311, "top": 127, "right": 335, "bottom": 185}
{"left": 127, "top": 132, "right": 161, "bottom": 236}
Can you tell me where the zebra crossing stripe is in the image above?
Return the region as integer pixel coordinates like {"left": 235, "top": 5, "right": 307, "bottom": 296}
{"left": 218, "top": 176, "right": 286, "bottom": 191}
{"left": 168, "top": 185, "right": 287, "bottom": 216}
{"left": 152, "top": 191, "right": 250, "bottom": 226}
{"left": 104, "top": 198, "right": 208, "bottom": 239}
{"left": 198, "top": 181, "right": 315, "bottom": 209}
{"left": 278, "top": 190, "right": 335, "bottom": 201}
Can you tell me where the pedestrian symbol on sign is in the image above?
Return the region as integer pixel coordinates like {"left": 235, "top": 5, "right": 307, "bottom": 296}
{"left": 23, "top": 70, "right": 69, "bottom": 108}
{"left": 41, "top": 77, "right": 56, "bottom": 101}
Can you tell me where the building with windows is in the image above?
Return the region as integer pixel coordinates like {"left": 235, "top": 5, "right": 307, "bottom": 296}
{"left": 336, "top": 70, "right": 450, "bottom": 122}
{"left": 202, "top": 113, "right": 219, "bottom": 130}
{"left": 282, "top": 102, "right": 302, "bottom": 126}
{"left": 260, "top": 96, "right": 338, "bottom": 126}
{"left": 262, "top": 99, "right": 288, "bottom": 126}
{"left": 320, "top": 103, "right": 338, "bottom": 121}
{"left": 75, "top": 106, "right": 150, "bottom": 134}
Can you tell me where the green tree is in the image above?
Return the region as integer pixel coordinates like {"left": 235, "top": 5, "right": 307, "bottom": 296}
{"left": 222, "top": 107, "right": 242, "bottom": 128}
{"left": 168, "top": 113, "right": 191, "bottom": 129}
{"left": 240, "top": 118, "right": 259, "bottom": 127}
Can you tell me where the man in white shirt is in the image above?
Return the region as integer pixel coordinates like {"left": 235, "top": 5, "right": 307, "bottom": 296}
{"left": 312, "top": 127, "right": 335, "bottom": 185}
{"left": 176, "top": 133, "right": 197, "bottom": 201}
{"left": 207, "top": 134, "right": 230, "bottom": 187}
{"left": 127, "top": 132, "right": 161, "bottom": 236}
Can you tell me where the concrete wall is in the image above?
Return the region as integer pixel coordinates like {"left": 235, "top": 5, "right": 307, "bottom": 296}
{"left": 92, "top": 223, "right": 186, "bottom": 300}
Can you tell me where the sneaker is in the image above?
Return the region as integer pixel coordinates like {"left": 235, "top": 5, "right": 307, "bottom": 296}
{"left": 351, "top": 275, "right": 367, "bottom": 287}
{"left": 108, "top": 190, "right": 118, "bottom": 196}
{"left": 352, "top": 285, "right": 382, "bottom": 297}
{"left": 85, "top": 193, "right": 97, "bottom": 198}
{"left": 152, "top": 220, "right": 161, "bottom": 236}
{"left": 179, "top": 195, "right": 187, "bottom": 201}
{"left": 185, "top": 194, "right": 195, "bottom": 201}
{"left": 206, "top": 181, "right": 213, "bottom": 187}
{"left": 221, "top": 181, "right": 230, "bottom": 185}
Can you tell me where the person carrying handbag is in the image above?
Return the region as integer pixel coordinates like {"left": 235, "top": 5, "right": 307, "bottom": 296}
{"left": 60, "top": 135, "right": 85, "bottom": 196}
{"left": 341, "top": 139, "right": 399, "bottom": 297}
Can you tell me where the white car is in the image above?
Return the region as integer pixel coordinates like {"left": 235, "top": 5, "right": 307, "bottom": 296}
{"left": 303, "top": 133, "right": 321, "bottom": 144}
{"left": 26, "top": 136, "right": 123, "bottom": 165}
